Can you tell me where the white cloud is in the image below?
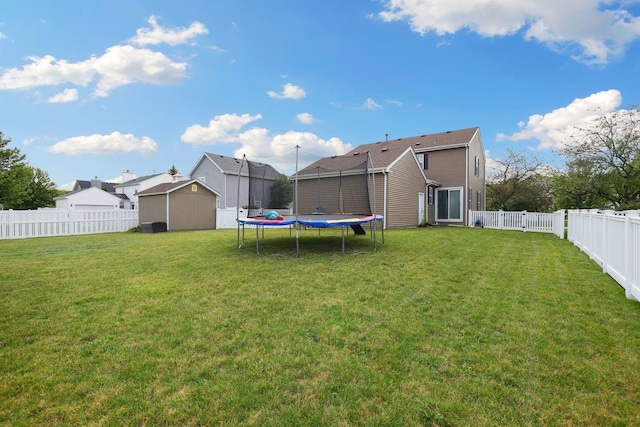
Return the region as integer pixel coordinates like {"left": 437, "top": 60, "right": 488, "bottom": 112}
{"left": 386, "top": 99, "right": 402, "bottom": 106}
{"left": 267, "top": 83, "right": 306, "bottom": 100}
{"left": 48, "top": 88, "right": 78, "bottom": 103}
{"left": 0, "top": 32, "right": 5, "bottom": 39}
{"left": 92, "top": 45, "right": 188, "bottom": 97}
{"left": 296, "top": 112, "right": 316, "bottom": 124}
{"left": 129, "top": 15, "right": 208, "bottom": 46}
{"left": 47, "top": 131, "right": 158, "bottom": 155}
{"left": 0, "top": 17, "right": 202, "bottom": 97}
{"left": 209, "top": 45, "right": 227, "bottom": 53}
{"left": 0, "top": 55, "right": 95, "bottom": 90}
{"left": 497, "top": 89, "right": 622, "bottom": 150}
{"left": 377, "top": 0, "right": 640, "bottom": 65}
{"left": 360, "top": 98, "right": 381, "bottom": 110}
{"left": 181, "top": 113, "right": 352, "bottom": 173}
{"left": 181, "top": 113, "right": 263, "bottom": 144}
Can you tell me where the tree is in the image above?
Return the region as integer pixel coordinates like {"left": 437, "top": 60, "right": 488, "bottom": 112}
{"left": 0, "top": 132, "right": 61, "bottom": 209}
{"left": 557, "top": 105, "right": 640, "bottom": 209}
{"left": 486, "top": 148, "right": 554, "bottom": 212}
{"left": 21, "top": 168, "right": 60, "bottom": 210}
{"left": 0, "top": 132, "right": 30, "bottom": 209}
{"left": 269, "top": 174, "right": 293, "bottom": 208}
{"left": 552, "top": 158, "right": 610, "bottom": 209}
{"left": 168, "top": 165, "right": 179, "bottom": 175}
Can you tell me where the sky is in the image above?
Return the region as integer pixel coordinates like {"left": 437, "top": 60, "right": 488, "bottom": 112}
{"left": 1, "top": 0, "right": 639, "bottom": 190}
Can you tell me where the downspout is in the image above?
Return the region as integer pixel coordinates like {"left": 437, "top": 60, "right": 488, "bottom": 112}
{"left": 383, "top": 168, "right": 388, "bottom": 230}
{"left": 465, "top": 145, "right": 469, "bottom": 225}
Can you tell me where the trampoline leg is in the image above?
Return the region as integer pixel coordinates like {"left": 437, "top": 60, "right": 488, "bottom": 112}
{"left": 255, "top": 226, "right": 260, "bottom": 254}
{"left": 342, "top": 226, "right": 345, "bottom": 256}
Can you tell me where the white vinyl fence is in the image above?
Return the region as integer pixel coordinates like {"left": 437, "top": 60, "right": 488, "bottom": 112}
{"left": 0, "top": 209, "right": 139, "bottom": 239}
{"left": 567, "top": 209, "right": 640, "bottom": 302}
{"left": 468, "top": 210, "right": 565, "bottom": 239}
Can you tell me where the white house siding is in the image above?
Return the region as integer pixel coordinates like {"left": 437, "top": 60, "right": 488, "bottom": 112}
{"left": 386, "top": 152, "right": 426, "bottom": 229}
{"left": 55, "top": 187, "right": 121, "bottom": 210}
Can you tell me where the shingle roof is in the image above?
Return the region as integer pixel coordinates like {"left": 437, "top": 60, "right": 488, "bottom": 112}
{"left": 74, "top": 180, "right": 117, "bottom": 193}
{"left": 117, "top": 173, "right": 166, "bottom": 186}
{"left": 137, "top": 179, "right": 221, "bottom": 197}
{"left": 298, "top": 127, "right": 479, "bottom": 176}
{"left": 297, "top": 146, "right": 410, "bottom": 176}
{"left": 348, "top": 127, "right": 479, "bottom": 155}
{"left": 204, "top": 152, "right": 281, "bottom": 179}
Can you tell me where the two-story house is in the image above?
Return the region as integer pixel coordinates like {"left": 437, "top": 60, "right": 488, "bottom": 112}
{"left": 295, "top": 127, "right": 485, "bottom": 228}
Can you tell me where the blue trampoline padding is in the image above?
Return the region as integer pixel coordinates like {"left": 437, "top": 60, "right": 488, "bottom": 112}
{"left": 237, "top": 217, "right": 297, "bottom": 226}
{"left": 238, "top": 214, "right": 383, "bottom": 228}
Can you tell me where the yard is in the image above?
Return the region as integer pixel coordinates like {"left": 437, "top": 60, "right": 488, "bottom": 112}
{"left": 1, "top": 227, "right": 639, "bottom": 425}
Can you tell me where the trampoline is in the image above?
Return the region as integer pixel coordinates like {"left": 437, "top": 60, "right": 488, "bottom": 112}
{"left": 236, "top": 148, "right": 384, "bottom": 256}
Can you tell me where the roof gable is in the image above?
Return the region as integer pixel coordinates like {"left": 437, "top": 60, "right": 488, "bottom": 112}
{"left": 189, "top": 152, "right": 282, "bottom": 179}
{"left": 137, "top": 179, "right": 221, "bottom": 197}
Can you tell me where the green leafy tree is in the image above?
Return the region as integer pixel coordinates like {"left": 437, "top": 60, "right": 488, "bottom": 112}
{"left": 21, "top": 168, "right": 60, "bottom": 210}
{"left": 558, "top": 105, "right": 640, "bottom": 209}
{"left": 269, "top": 174, "right": 293, "bottom": 208}
{"left": 1, "top": 132, "right": 61, "bottom": 209}
{"left": 552, "top": 158, "right": 611, "bottom": 209}
{"left": 0, "top": 132, "right": 30, "bottom": 209}
{"left": 486, "top": 148, "right": 554, "bottom": 212}
{"left": 168, "top": 165, "right": 179, "bottom": 175}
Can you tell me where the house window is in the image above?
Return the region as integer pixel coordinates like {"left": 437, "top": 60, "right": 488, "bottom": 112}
{"left": 474, "top": 156, "right": 480, "bottom": 177}
{"left": 436, "top": 188, "right": 462, "bottom": 221}
{"left": 417, "top": 153, "right": 428, "bottom": 170}
{"left": 192, "top": 184, "right": 198, "bottom": 192}
{"left": 428, "top": 187, "right": 434, "bottom": 205}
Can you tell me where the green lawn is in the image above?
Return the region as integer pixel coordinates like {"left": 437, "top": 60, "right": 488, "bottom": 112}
{"left": 1, "top": 227, "right": 639, "bottom": 426}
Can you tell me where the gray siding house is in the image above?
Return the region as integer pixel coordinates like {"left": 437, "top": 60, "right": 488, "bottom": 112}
{"left": 188, "top": 153, "right": 281, "bottom": 209}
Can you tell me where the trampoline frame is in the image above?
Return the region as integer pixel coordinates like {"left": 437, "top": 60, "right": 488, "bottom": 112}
{"left": 236, "top": 147, "right": 384, "bottom": 256}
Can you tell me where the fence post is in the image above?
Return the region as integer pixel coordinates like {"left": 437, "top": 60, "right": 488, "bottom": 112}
{"left": 522, "top": 210, "right": 527, "bottom": 232}
{"left": 499, "top": 210, "right": 503, "bottom": 230}
{"left": 624, "top": 215, "right": 633, "bottom": 300}
{"left": 8, "top": 210, "right": 13, "bottom": 239}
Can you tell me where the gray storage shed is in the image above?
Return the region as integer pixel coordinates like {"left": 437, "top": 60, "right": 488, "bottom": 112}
{"left": 137, "top": 179, "right": 221, "bottom": 231}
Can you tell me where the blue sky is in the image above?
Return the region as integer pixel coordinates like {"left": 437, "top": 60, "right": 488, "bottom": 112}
{"left": 1, "top": 0, "right": 639, "bottom": 189}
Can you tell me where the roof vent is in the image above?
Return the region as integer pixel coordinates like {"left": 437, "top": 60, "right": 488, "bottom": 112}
{"left": 353, "top": 152, "right": 360, "bottom": 156}
{"left": 415, "top": 142, "right": 421, "bottom": 146}
{"left": 421, "top": 135, "right": 426, "bottom": 137}
{"left": 381, "top": 148, "right": 388, "bottom": 152}
{"left": 397, "top": 138, "right": 402, "bottom": 141}
{"left": 446, "top": 131, "right": 452, "bottom": 133}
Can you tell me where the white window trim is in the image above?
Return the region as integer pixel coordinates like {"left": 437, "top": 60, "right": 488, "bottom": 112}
{"left": 435, "top": 186, "right": 463, "bottom": 222}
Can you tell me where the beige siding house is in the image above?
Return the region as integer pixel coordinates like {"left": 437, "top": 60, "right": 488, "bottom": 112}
{"left": 296, "top": 146, "right": 434, "bottom": 229}
{"left": 137, "top": 179, "right": 221, "bottom": 231}
{"left": 296, "top": 127, "right": 486, "bottom": 228}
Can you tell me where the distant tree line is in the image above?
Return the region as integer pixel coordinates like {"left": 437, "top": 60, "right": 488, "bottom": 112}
{"left": 0, "top": 131, "right": 62, "bottom": 210}
{"left": 486, "top": 105, "right": 640, "bottom": 212}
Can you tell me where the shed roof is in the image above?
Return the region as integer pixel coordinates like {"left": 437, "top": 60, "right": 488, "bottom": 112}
{"left": 137, "top": 179, "right": 221, "bottom": 197}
